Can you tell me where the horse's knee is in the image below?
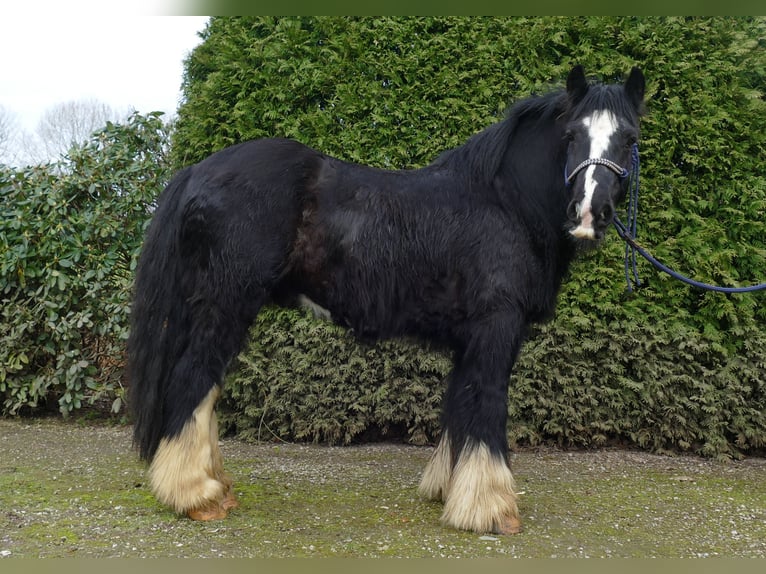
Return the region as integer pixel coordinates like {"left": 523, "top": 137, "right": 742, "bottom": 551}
{"left": 439, "top": 440, "right": 522, "bottom": 535}
{"left": 148, "top": 386, "right": 234, "bottom": 518}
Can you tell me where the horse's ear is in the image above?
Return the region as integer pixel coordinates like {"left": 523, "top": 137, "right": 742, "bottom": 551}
{"left": 624, "top": 67, "right": 646, "bottom": 110}
{"left": 566, "top": 65, "right": 589, "bottom": 104}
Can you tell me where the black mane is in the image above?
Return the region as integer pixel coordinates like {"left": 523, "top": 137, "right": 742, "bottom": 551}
{"left": 431, "top": 89, "right": 567, "bottom": 185}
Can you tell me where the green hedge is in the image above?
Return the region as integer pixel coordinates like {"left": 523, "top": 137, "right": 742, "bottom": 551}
{"left": 221, "top": 306, "right": 449, "bottom": 446}
{"left": 174, "top": 17, "right": 766, "bottom": 459}
{"left": 223, "top": 306, "right": 766, "bottom": 459}
{"left": 0, "top": 113, "right": 171, "bottom": 416}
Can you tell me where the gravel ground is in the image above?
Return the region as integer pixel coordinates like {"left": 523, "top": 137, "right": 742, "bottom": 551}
{"left": 1, "top": 418, "right": 764, "bottom": 558}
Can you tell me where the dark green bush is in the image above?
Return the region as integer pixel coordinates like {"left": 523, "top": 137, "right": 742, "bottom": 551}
{"left": 221, "top": 306, "right": 449, "bottom": 445}
{"left": 0, "top": 112, "right": 171, "bottom": 416}
{"left": 185, "top": 17, "right": 766, "bottom": 458}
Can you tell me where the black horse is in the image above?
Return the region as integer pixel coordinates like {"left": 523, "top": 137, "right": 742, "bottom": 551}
{"left": 128, "top": 65, "right": 645, "bottom": 534}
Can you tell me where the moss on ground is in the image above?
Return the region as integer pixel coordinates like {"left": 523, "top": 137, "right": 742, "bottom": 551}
{"left": 0, "top": 419, "right": 764, "bottom": 558}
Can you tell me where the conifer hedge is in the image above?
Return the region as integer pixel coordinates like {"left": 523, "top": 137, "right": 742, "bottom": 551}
{"left": 172, "top": 16, "right": 766, "bottom": 459}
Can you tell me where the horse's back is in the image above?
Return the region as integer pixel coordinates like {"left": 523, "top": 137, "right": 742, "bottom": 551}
{"left": 188, "top": 138, "right": 323, "bottom": 205}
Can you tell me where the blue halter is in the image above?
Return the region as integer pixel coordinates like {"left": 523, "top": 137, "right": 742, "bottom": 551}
{"left": 564, "top": 155, "right": 631, "bottom": 187}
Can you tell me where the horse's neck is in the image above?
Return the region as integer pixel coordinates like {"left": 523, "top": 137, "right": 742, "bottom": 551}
{"left": 495, "top": 129, "right": 577, "bottom": 286}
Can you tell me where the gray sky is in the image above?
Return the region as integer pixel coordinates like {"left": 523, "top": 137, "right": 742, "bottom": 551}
{"left": 1, "top": 12, "right": 208, "bottom": 131}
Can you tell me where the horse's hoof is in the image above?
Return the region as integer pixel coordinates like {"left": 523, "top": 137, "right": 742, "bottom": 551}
{"left": 187, "top": 502, "right": 228, "bottom": 521}
{"left": 221, "top": 490, "right": 239, "bottom": 510}
{"left": 494, "top": 515, "right": 523, "bottom": 535}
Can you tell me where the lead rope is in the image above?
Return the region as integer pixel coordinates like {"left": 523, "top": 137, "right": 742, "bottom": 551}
{"left": 612, "top": 144, "right": 766, "bottom": 293}
{"left": 621, "top": 144, "right": 641, "bottom": 291}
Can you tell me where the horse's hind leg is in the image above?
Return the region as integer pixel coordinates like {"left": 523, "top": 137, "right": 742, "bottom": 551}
{"left": 210, "top": 398, "right": 239, "bottom": 513}
{"left": 150, "top": 384, "right": 227, "bottom": 520}
{"left": 149, "top": 296, "right": 262, "bottom": 521}
{"left": 418, "top": 429, "right": 453, "bottom": 502}
{"left": 422, "top": 314, "right": 524, "bottom": 535}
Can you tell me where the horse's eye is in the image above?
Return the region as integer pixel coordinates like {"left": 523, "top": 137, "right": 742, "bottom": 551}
{"left": 565, "top": 130, "right": 575, "bottom": 142}
{"left": 625, "top": 133, "right": 638, "bottom": 147}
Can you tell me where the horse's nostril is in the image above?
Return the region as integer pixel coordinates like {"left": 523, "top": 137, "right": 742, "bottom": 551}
{"left": 601, "top": 204, "right": 614, "bottom": 222}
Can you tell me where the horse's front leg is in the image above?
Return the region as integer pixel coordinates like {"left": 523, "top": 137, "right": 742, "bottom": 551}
{"left": 419, "top": 314, "right": 524, "bottom": 535}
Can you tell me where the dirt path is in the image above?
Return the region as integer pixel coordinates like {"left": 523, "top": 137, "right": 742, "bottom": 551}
{"left": 1, "top": 418, "right": 764, "bottom": 558}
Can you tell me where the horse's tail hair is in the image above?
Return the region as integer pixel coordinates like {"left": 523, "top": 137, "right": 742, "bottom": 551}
{"left": 128, "top": 166, "right": 195, "bottom": 462}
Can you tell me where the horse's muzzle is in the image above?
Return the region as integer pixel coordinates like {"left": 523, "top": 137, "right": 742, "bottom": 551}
{"left": 567, "top": 199, "right": 613, "bottom": 241}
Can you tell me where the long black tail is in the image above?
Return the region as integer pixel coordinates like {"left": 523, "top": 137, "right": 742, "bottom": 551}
{"left": 127, "top": 167, "right": 195, "bottom": 461}
{"left": 128, "top": 140, "right": 320, "bottom": 462}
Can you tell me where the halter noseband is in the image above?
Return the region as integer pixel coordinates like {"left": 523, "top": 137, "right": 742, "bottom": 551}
{"left": 565, "top": 157, "right": 630, "bottom": 186}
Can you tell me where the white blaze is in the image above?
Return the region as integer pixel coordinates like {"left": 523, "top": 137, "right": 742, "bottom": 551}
{"left": 570, "top": 110, "right": 618, "bottom": 240}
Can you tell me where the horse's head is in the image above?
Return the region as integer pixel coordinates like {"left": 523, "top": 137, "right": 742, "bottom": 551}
{"left": 563, "top": 66, "right": 645, "bottom": 241}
